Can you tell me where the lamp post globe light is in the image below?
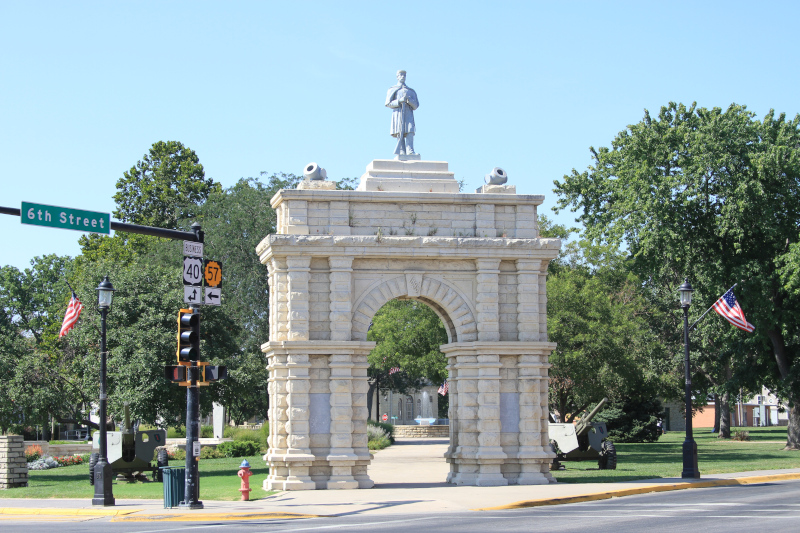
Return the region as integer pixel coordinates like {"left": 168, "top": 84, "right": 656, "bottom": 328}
{"left": 92, "top": 275, "right": 116, "bottom": 506}
{"left": 679, "top": 278, "right": 700, "bottom": 478}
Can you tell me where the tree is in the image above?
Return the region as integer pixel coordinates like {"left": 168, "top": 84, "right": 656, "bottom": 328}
{"left": 554, "top": 102, "right": 800, "bottom": 448}
{"left": 112, "top": 140, "right": 220, "bottom": 228}
{"left": 542, "top": 217, "right": 669, "bottom": 421}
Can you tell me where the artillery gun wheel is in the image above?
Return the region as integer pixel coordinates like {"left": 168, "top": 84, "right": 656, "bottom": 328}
{"left": 155, "top": 449, "right": 169, "bottom": 482}
{"left": 598, "top": 440, "right": 617, "bottom": 470}
{"left": 88, "top": 452, "right": 99, "bottom": 485}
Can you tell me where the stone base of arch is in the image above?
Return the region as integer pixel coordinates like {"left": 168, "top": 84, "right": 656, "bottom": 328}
{"left": 262, "top": 341, "right": 376, "bottom": 491}
{"left": 442, "top": 342, "right": 556, "bottom": 486}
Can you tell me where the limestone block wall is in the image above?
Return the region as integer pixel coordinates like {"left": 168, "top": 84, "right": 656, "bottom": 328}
{"left": 392, "top": 425, "right": 450, "bottom": 438}
{"left": 0, "top": 436, "right": 28, "bottom": 489}
{"left": 272, "top": 191, "right": 541, "bottom": 240}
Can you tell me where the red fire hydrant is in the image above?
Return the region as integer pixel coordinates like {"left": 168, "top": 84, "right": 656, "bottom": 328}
{"left": 238, "top": 460, "right": 253, "bottom": 501}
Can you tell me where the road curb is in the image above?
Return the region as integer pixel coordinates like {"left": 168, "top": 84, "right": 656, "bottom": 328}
{"left": 111, "top": 511, "right": 321, "bottom": 522}
{"left": 0, "top": 508, "right": 140, "bottom": 517}
{"left": 474, "top": 472, "right": 800, "bottom": 511}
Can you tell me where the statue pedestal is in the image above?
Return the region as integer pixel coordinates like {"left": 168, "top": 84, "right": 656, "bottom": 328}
{"left": 357, "top": 159, "right": 459, "bottom": 193}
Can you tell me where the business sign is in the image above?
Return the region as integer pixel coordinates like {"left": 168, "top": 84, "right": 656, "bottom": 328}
{"left": 21, "top": 202, "right": 110, "bottom": 234}
{"left": 183, "top": 240, "right": 204, "bottom": 258}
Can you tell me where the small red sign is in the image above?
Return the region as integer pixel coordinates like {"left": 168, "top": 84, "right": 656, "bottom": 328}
{"left": 382, "top": 414, "right": 388, "bottom": 422}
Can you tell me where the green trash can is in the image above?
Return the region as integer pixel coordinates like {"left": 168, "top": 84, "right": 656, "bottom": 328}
{"left": 161, "top": 466, "right": 186, "bottom": 508}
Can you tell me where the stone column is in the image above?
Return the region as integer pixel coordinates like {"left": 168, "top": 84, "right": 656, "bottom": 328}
{"left": 538, "top": 261, "right": 550, "bottom": 341}
{"left": 263, "top": 344, "right": 316, "bottom": 491}
{"left": 0, "top": 435, "right": 27, "bottom": 488}
{"left": 516, "top": 259, "right": 541, "bottom": 342}
{"left": 475, "top": 351, "right": 508, "bottom": 486}
{"left": 448, "top": 349, "right": 479, "bottom": 485}
{"left": 329, "top": 257, "right": 354, "bottom": 342}
{"left": 271, "top": 258, "right": 289, "bottom": 341}
{"left": 475, "top": 259, "right": 500, "bottom": 342}
{"left": 351, "top": 348, "right": 375, "bottom": 488}
{"left": 516, "top": 346, "right": 555, "bottom": 484}
{"left": 287, "top": 256, "right": 311, "bottom": 341}
{"left": 326, "top": 353, "right": 358, "bottom": 489}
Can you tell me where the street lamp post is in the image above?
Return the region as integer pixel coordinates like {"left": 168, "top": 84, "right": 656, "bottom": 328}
{"left": 679, "top": 278, "right": 700, "bottom": 479}
{"left": 92, "top": 275, "right": 116, "bottom": 506}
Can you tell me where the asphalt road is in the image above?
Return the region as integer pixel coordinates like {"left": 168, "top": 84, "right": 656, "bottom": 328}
{"left": 3, "top": 480, "right": 799, "bottom": 533}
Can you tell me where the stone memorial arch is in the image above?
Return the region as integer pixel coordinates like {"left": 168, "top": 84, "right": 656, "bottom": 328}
{"left": 257, "top": 158, "right": 561, "bottom": 490}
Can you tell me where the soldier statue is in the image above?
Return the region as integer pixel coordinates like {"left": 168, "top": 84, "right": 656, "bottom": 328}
{"left": 385, "top": 70, "right": 419, "bottom": 156}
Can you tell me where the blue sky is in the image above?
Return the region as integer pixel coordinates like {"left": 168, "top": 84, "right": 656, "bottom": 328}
{"left": 2, "top": 1, "right": 798, "bottom": 270}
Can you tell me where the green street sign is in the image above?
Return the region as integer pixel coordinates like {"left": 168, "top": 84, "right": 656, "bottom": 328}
{"left": 21, "top": 202, "right": 110, "bottom": 235}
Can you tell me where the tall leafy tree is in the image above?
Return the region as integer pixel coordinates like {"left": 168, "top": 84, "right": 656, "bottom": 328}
{"left": 554, "top": 102, "right": 800, "bottom": 448}
{"left": 113, "top": 140, "right": 220, "bottom": 228}
{"left": 542, "top": 217, "right": 669, "bottom": 421}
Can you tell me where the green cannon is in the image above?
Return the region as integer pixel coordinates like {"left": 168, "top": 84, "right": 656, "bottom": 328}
{"left": 548, "top": 398, "right": 617, "bottom": 470}
{"left": 89, "top": 403, "right": 168, "bottom": 483}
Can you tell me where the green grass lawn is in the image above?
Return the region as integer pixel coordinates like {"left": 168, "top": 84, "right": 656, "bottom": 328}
{"left": 0, "top": 455, "right": 274, "bottom": 501}
{"left": 552, "top": 426, "right": 800, "bottom": 483}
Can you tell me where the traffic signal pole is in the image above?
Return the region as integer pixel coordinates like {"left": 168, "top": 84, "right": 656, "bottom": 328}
{"left": 177, "top": 306, "right": 203, "bottom": 509}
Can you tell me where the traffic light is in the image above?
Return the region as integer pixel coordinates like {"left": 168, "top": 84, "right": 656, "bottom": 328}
{"left": 177, "top": 308, "right": 200, "bottom": 362}
{"left": 202, "top": 365, "right": 227, "bottom": 382}
{"left": 164, "top": 365, "right": 187, "bottom": 382}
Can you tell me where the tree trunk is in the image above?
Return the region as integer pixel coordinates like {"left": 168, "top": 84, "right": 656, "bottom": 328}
{"left": 766, "top": 328, "right": 799, "bottom": 450}
{"left": 713, "top": 393, "right": 720, "bottom": 433}
{"left": 719, "top": 392, "right": 731, "bottom": 438}
{"left": 786, "top": 403, "right": 800, "bottom": 450}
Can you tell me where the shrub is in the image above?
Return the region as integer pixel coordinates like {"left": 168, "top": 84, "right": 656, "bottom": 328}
{"left": 199, "top": 446, "right": 222, "bottom": 459}
{"left": 367, "top": 425, "right": 392, "bottom": 450}
{"left": 25, "top": 444, "right": 43, "bottom": 462}
{"left": 167, "top": 447, "right": 186, "bottom": 461}
{"left": 368, "top": 419, "right": 395, "bottom": 443}
{"left": 200, "top": 425, "right": 214, "bottom": 438}
{"left": 593, "top": 396, "right": 664, "bottom": 443}
{"left": 167, "top": 427, "right": 186, "bottom": 438}
{"left": 54, "top": 455, "right": 86, "bottom": 467}
{"left": 732, "top": 430, "right": 751, "bottom": 441}
{"left": 216, "top": 440, "right": 260, "bottom": 458}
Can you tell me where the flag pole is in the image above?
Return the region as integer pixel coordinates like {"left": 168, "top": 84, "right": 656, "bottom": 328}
{"left": 688, "top": 282, "right": 738, "bottom": 332}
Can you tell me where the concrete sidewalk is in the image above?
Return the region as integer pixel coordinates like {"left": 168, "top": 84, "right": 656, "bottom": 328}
{"left": 3, "top": 437, "right": 800, "bottom": 522}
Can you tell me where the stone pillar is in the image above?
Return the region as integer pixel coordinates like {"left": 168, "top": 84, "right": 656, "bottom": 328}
{"left": 287, "top": 256, "right": 311, "bottom": 341}
{"left": 475, "top": 259, "right": 500, "bottom": 342}
{"left": 270, "top": 258, "right": 289, "bottom": 341}
{"left": 326, "top": 353, "right": 358, "bottom": 489}
{"left": 516, "top": 259, "right": 541, "bottom": 342}
{"left": 0, "top": 435, "right": 28, "bottom": 488}
{"left": 475, "top": 351, "right": 508, "bottom": 486}
{"left": 329, "top": 257, "right": 354, "bottom": 342}
{"left": 447, "top": 349, "right": 479, "bottom": 485}
{"left": 351, "top": 349, "right": 375, "bottom": 488}
{"left": 538, "top": 261, "right": 550, "bottom": 341}
{"left": 516, "top": 347, "right": 555, "bottom": 484}
{"left": 263, "top": 343, "right": 316, "bottom": 490}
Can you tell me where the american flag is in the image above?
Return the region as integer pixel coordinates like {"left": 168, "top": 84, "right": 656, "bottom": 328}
{"left": 438, "top": 381, "right": 448, "bottom": 396}
{"left": 712, "top": 288, "right": 755, "bottom": 333}
{"left": 59, "top": 293, "right": 83, "bottom": 337}
{"left": 389, "top": 367, "right": 401, "bottom": 375}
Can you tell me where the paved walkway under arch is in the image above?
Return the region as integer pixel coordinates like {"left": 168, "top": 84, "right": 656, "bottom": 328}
{"left": 368, "top": 438, "right": 451, "bottom": 488}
